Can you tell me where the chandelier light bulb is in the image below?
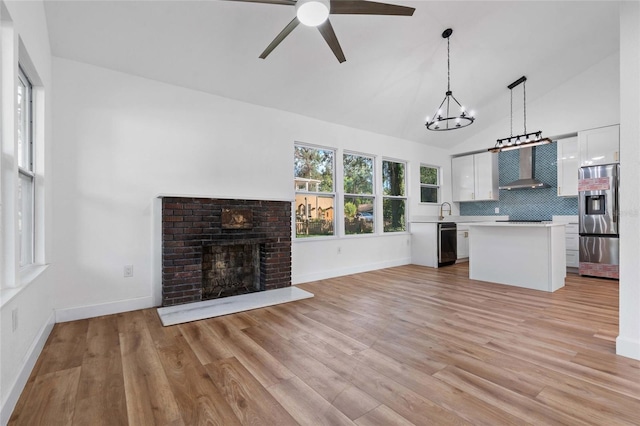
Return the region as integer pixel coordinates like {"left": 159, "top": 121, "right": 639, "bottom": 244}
{"left": 296, "top": 0, "right": 330, "bottom": 27}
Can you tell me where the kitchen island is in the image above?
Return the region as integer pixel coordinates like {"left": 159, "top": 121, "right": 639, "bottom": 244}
{"left": 467, "top": 222, "right": 566, "bottom": 292}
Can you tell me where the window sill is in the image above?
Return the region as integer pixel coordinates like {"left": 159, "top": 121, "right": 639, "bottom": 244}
{"left": 0, "top": 263, "right": 50, "bottom": 308}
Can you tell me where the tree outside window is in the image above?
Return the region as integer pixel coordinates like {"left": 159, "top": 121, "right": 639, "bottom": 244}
{"left": 420, "top": 165, "right": 440, "bottom": 203}
{"left": 343, "top": 153, "right": 374, "bottom": 235}
{"left": 382, "top": 160, "right": 406, "bottom": 232}
{"left": 294, "top": 145, "right": 335, "bottom": 237}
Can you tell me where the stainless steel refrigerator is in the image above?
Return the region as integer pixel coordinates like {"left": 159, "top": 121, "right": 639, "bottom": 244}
{"left": 578, "top": 163, "right": 619, "bottom": 279}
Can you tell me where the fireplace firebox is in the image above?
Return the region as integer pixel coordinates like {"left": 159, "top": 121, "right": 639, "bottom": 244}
{"left": 161, "top": 197, "right": 291, "bottom": 307}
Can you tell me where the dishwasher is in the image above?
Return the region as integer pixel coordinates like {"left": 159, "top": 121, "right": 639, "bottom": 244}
{"left": 438, "top": 222, "right": 457, "bottom": 267}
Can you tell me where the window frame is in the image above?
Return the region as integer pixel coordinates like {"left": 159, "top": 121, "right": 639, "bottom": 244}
{"left": 293, "top": 143, "right": 337, "bottom": 240}
{"left": 343, "top": 151, "right": 376, "bottom": 236}
{"left": 17, "top": 64, "right": 35, "bottom": 267}
{"left": 419, "top": 164, "right": 441, "bottom": 204}
{"left": 381, "top": 158, "right": 408, "bottom": 233}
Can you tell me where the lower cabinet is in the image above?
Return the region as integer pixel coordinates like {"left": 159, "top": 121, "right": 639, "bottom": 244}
{"left": 457, "top": 224, "right": 469, "bottom": 259}
{"left": 565, "top": 223, "right": 579, "bottom": 268}
{"left": 410, "top": 223, "right": 438, "bottom": 267}
{"left": 553, "top": 216, "right": 579, "bottom": 269}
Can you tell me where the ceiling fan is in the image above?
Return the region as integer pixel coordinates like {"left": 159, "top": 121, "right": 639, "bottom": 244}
{"left": 225, "top": 0, "right": 415, "bottom": 63}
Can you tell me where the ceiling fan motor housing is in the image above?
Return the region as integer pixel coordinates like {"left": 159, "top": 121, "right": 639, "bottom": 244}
{"left": 296, "top": 0, "right": 330, "bottom": 26}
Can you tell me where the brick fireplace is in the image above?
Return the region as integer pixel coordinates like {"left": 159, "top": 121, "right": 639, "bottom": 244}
{"left": 161, "top": 197, "right": 291, "bottom": 307}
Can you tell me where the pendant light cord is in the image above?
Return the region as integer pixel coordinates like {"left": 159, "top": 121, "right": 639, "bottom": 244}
{"left": 510, "top": 89, "right": 513, "bottom": 138}
{"left": 447, "top": 36, "right": 451, "bottom": 92}
{"left": 523, "top": 80, "right": 527, "bottom": 134}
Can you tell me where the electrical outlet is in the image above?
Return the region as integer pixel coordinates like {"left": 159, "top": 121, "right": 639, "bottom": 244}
{"left": 12, "top": 308, "right": 18, "bottom": 332}
{"left": 124, "top": 265, "right": 134, "bottom": 278}
{"left": 495, "top": 207, "right": 500, "bottom": 214}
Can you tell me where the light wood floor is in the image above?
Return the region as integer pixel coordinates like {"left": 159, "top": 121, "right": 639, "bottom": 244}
{"left": 10, "top": 264, "right": 640, "bottom": 425}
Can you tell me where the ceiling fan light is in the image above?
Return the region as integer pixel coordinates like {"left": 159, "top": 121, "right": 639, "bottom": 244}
{"left": 296, "top": 0, "right": 330, "bottom": 27}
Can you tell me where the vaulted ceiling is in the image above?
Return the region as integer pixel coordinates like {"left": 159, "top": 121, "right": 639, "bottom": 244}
{"left": 43, "top": 1, "right": 620, "bottom": 149}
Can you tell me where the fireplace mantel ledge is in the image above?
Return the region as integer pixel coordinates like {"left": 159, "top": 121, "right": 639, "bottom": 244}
{"left": 156, "top": 193, "right": 294, "bottom": 203}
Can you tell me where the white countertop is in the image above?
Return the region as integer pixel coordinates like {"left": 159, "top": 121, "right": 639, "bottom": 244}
{"left": 467, "top": 221, "right": 566, "bottom": 228}
{"left": 410, "top": 215, "right": 508, "bottom": 224}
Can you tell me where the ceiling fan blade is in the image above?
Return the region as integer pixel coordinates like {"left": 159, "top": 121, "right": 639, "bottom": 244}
{"left": 330, "top": 0, "right": 415, "bottom": 16}
{"left": 318, "top": 19, "right": 346, "bottom": 63}
{"left": 259, "top": 17, "right": 300, "bottom": 59}
{"left": 222, "top": 0, "right": 296, "bottom": 5}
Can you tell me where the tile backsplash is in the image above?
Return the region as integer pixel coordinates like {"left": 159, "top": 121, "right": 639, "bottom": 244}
{"left": 459, "top": 143, "right": 578, "bottom": 220}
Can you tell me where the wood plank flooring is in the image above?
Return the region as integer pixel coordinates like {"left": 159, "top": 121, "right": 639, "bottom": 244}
{"left": 10, "top": 264, "right": 640, "bottom": 425}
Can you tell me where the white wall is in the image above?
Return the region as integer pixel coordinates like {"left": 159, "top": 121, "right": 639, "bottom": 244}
{"left": 52, "top": 57, "right": 452, "bottom": 315}
{"left": 451, "top": 52, "right": 620, "bottom": 155}
{"left": 0, "top": 0, "right": 55, "bottom": 423}
{"left": 617, "top": 1, "right": 640, "bottom": 360}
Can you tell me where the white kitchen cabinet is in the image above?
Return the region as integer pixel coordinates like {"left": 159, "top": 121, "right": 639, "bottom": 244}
{"left": 410, "top": 222, "right": 438, "bottom": 267}
{"left": 457, "top": 224, "right": 469, "bottom": 259}
{"left": 452, "top": 152, "right": 498, "bottom": 202}
{"left": 553, "top": 216, "right": 579, "bottom": 269}
{"left": 451, "top": 155, "right": 475, "bottom": 202}
{"left": 579, "top": 125, "right": 619, "bottom": 167}
{"left": 565, "top": 223, "right": 579, "bottom": 268}
{"left": 557, "top": 136, "right": 579, "bottom": 197}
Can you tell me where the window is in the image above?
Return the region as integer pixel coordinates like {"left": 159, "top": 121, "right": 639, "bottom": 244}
{"left": 343, "top": 153, "right": 374, "bottom": 235}
{"left": 17, "top": 65, "right": 35, "bottom": 266}
{"left": 294, "top": 144, "right": 335, "bottom": 238}
{"left": 382, "top": 160, "right": 407, "bottom": 232}
{"left": 420, "top": 164, "right": 440, "bottom": 203}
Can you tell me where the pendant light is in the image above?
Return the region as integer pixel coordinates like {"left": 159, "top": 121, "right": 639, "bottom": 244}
{"left": 425, "top": 28, "right": 475, "bottom": 131}
{"left": 489, "top": 76, "right": 552, "bottom": 153}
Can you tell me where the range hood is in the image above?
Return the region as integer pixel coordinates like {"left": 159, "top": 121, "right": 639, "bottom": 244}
{"left": 499, "top": 146, "right": 550, "bottom": 190}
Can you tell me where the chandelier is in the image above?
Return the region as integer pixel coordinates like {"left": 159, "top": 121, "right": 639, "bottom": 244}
{"left": 425, "top": 28, "right": 475, "bottom": 131}
{"left": 489, "top": 76, "right": 552, "bottom": 153}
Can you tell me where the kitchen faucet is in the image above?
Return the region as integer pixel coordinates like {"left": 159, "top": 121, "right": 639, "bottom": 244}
{"left": 439, "top": 202, "right": 452, "bottom": 220}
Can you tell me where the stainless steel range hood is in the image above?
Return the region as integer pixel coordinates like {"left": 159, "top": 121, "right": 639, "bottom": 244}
{"left": 499, "top": 146, "right": 550, "bottom": 190}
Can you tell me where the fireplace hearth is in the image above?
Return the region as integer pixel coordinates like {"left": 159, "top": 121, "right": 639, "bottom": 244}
{"left": 161, "top": 197, "right": 291, "bottom": 307}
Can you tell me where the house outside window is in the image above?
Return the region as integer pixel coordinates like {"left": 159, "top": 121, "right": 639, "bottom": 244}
{"left": 420, "top": 164, "right": 440, "bottom": 203}
{"left": 17, "top": 65, "right": 35, "bottom": 266}
{"left": 382, "top": 160, "right": 407, "bottom": 232}
{"left": 343, "top": 153, "right": 374, "bottom": 235}
{"left": 294, "top": 144, "right": 335, "bottom": 238}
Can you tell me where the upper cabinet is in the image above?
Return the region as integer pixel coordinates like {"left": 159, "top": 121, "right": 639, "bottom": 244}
{"left": 579, "top": 125, "right": 620, "bottom": 167}
{"left": 557, "top": 136, "right": 579, "bottom": 197}
{"left": 452, "top": 152, "right": 498, "bottom": 202}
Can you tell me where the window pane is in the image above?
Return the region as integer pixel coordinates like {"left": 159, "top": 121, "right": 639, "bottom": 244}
{"left": 17, "top": 68, "right": 32, "bottom": 171}
{"left": 420, "top": 166, "right": 438, "bottom": 185}
{"left": 420, "top": 187, "right": 438, "bottom": 203}
{"left": 18, "top": 173, "right": 34, "bottom": 265}
{"left": 383, "top": 198, "right": 406, "bottom": 232}
{"left": 343, "top": 154, "right": 373, "bottom": 194}
{"left": 294, "top": 146, "right": 334, "bottom": 193}
{"left": 382, "top": 161, "right": 405, "bottom": 196}
{"left": 344, "top": 196, "right": 374, "bottom": 235}
{"left": 295, "top": 194, "right": 334, "bottom": 237}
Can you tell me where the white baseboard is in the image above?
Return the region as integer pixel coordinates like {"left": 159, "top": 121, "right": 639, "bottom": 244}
{"left": 0, "top": 311, "right": 55, "bottom": 426}
{"left": 616, "top": 335, "right": 640, "bottom": 361}
{"left": 292, "top": 257, "right": 411, "bottom": 284}
{"left": 55, "top": 296, "right": 155, "bottom": 323}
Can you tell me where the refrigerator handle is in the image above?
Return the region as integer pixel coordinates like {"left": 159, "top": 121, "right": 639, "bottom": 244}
{"left": 613, "top": 171, "right": 619, "bottom": 224}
